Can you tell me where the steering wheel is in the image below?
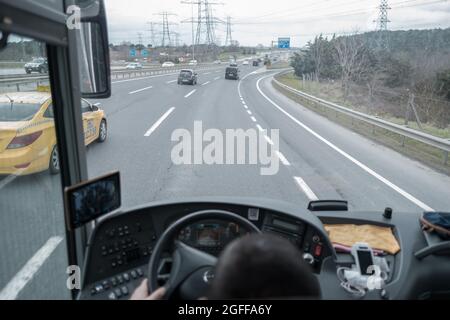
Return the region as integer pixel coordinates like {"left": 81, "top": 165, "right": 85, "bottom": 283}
{"left": 148, "top": 210, "right": 261, "bottom": 299}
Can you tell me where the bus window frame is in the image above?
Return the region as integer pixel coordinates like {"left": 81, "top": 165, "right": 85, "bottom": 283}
{"left": 0, "top": 0, "right": 92, "bottom": 299}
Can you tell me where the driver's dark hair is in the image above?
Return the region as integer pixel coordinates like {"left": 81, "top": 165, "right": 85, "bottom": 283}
{"left": 208, "top": 234, "right": 321, "bottom": 300}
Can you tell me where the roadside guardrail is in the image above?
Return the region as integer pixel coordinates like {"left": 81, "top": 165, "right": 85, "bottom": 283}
{"left": 272, "top": 71, "right": 450, "bottom": 165}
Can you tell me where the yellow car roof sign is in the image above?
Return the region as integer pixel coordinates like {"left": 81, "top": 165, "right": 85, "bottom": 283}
{"left": 37, "top": 85, "right": 51, "bottom": 93}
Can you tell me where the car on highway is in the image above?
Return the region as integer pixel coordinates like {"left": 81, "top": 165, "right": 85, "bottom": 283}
{"left": 125, "top": 62, "right": 143, "bottom": 70}
{"left": 214, "top": 60, "right": 222, "bottom": 64}
{"left": 24, "top": 57, "right": 48, "bottom": 74}
{"left": 225, "top": 66, "right": 240, "bottom": 80}
{"left": 177, "top": 69, "right": 198, "bottom": 85}
{"left": 252, "top": 60, "right": 259, "bottom": 67}
{"left": 242, "top": 60, "right": 249, "bottom": 66}
{"left": 188, "top": 60, "right": 198, "bottom": 66}
{"left": 162, "top": 61, "right": 175, "bottom": 68}
{"left": 0, "top": 91, "right": 107, "bottom": 175}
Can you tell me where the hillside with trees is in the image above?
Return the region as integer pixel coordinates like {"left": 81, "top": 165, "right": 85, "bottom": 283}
{"left": 290, "top": 28, "right": 450, "bottom": 130}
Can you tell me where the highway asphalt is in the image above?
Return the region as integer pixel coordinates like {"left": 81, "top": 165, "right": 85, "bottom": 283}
{"left": 2, "top": 63, "right": 450, "bottom": 299}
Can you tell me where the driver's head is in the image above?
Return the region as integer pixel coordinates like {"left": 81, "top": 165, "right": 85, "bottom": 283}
{"left": 208, "top": 234, "right": 321, "bottom": 299}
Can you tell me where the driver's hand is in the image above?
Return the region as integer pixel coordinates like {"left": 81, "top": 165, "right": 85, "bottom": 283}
{"left": 130, "top": 279, "right": 166, "bottom": 300}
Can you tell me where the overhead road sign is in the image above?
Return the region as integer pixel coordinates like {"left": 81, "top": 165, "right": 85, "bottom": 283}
{"left": 278, "top": 37, "right": 290, "bottom": 49}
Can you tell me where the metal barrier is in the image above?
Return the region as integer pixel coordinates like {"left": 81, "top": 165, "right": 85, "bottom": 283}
{"left": 0, "top": 64, "right": 225, "bottom": 91}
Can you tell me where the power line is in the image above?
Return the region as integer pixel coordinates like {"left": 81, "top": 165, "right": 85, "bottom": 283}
{"left": 181, "top": 0, "right": 200, "bottom": 59}
{"left": 181, "top": 0, "right": 224, "bottom": 46}
{"left": 147, "top": 21, "right": 158, "bottom": 47}
{"left": 233, "top": 0, "right": 447, "bottom": 25}
{"left": 137, "top": 32, "right": 143, "bottom": 48}
{"left": 154, "top": 12, "right": 178, "bottom": 47}
{"left": 225, "top": 16, "right": 233, "bottom": 46}
{"left": 375, "top": 0, "right": 391, "bottom": 31}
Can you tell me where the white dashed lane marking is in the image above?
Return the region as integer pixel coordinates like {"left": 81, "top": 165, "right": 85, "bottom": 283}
{"left": 144, "top": 107, "right": 175, "bottom": 137}
{"left": 294, "top": 177, "right": 319, "bottom": 201}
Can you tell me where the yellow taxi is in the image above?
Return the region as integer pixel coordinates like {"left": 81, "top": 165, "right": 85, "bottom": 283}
{"left": 0, "top": 91, "right": 107, "bottom": 175}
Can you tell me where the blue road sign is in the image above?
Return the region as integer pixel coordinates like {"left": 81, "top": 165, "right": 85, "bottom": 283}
{"left": 278, "top": 37, "right": 290, "bottom": 49}
{"left": 130, "top": 48, "right": 136, "bottom": 57}
{"left": 141, "top": 49, "right": 148, "bottom": 57}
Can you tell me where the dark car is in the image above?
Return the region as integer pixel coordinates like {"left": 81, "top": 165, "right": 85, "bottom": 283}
{"left": 177, "top": 69, "right": 198, "bottom": 85}
{"left": 225, "top": 67, "right": 240, "bottom": 80}
{"left": 252, "top": 60, "right": 259, "bottom": 67}
{"left": 24, "top": 57, "right": 48, "bottom": 74}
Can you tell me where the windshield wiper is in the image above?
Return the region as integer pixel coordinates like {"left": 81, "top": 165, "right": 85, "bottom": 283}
{"left": 4, "top": 94, "right": 14, "bottom": 110}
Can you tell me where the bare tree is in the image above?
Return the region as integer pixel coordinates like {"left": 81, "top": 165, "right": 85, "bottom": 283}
{"left": 409, "top": 50, "right": 450, "bottom": 125}
{"left": 333, "top": 33, "right": 367, "bottom": 100}
{"left": 311, "top": 35, "right": 324, "bottom": 82}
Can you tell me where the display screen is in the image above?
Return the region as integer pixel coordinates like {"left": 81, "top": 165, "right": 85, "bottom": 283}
{"left": 272, "top": 218, "right": 300, "bottom": 233}
{"left": 66, "top": 172, "right": 121, "bottom": 229}
{"left": 196, "top": 225, "right": 220, "bottom": 247}
{"left": 357, "top": 250, "right": 374, "bottom": 275}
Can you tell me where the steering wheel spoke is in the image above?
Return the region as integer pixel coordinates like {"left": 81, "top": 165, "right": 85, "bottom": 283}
{"left": 164, "top": 241, "right": 217, "bottom": 298}
{"left": 148, "top": 210, "right": 261, "bottom": 299}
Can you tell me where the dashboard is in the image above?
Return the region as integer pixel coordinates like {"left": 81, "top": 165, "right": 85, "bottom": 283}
{"left": 78, "top": 197, "right": 450, "bottom": 300}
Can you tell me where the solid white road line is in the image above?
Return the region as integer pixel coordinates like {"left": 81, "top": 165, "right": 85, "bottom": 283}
{"left": 214, "top": 77, "right": 220, "bottom": 80}
{"left": 129, "top": 86, "right": 153, "bottom": 95}
{"left": 256, "top": 124, "right": 264, "bottom": 132}
{"left": 276, "top": 151, "right": 291, "bottom": 166}
{"left": 203, "top": 72, "right": 211, "bottom": 75}
{"left": 250, "top": 116, "right": 257, "bottom": 122}
{"left": 256, "top": 75, "right": 434, "bottom": 212}
{"left": 144, "top": 107, "right": 175, "bottom": 137}
{"left": 184, "top": 89, "right": 197, "bottom": 98}
{"left": 201, "top": 81, "right": 210, "bottom": 86}
{"left": 166, "top": 79, "right": 177, "bottom": 84}
{"left": 0, "top": 236, "right": 63, "bottom": 300}
{"left": 0, "top": 168, "right": 27, "bottom": 190}
{"left": 294, "top": 177, "right": 319, "bottom": 201}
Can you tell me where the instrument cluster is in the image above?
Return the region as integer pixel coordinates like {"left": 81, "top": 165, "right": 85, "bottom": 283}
{"left": 177, "top": 220, "right": 247, "bottom": 255}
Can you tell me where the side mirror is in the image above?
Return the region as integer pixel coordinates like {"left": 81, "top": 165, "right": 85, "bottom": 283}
{"left": 75, "top": 0, "right": 111, "bottom": 99}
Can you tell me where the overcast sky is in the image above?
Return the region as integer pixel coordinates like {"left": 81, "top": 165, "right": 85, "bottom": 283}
{"left": 104, "top": 0, "right": 450, "bottom": 47}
